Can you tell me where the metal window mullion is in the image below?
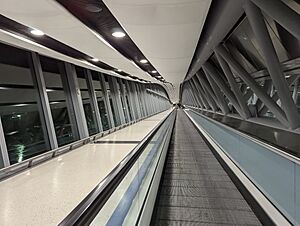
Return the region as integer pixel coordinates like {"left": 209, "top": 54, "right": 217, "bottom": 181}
{"left": 130, "top": 82, "right": 142, "bottom": 119}
{"left": 149, "top": 88, "right": 155, "bottom": 113}
{"left": 109, "top": 76, "right": 125, "bottom": 125}
{"left": 63, "top": 63, "right": 89, "bottom": 139}
{"left": 136, "top": 83, "right": 146, "bottom": 117}
{"left": 140, "top": 84, "right": 149, "bottom": 116}
{"left": 244, "top": 0, "right": 300, "bottom": 129}
{"left": 134, "top": 83, "right": 142, "bottom": 117}
{"left": 146, "top": 86, "right": 154, "bottom": 114}
{"left": 29, "top": 52, "right": 58, "bottom": 150}
{"left": 99, "top": 73, "right": 115, "bottom": 128}
{"left": 85, "top": 69, "right": 103, "bottom": 132}
{"left": 0, "top": 117, "right": 10, "bottom": 167}
{"left": 118, "top": 78, "right": 130, "bottom": 123}
{"left": 150, "top": 86, "right": 158, "bottom": 113}
{"left": 139, "top": 84, "right": 149, "bottom": 116}
{"left": 124, "top": 80, "right": 136, "bottom": 121}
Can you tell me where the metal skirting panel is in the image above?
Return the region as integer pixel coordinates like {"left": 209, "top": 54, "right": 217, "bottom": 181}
{"left": 151, "top": 109, "right": 262, "bottom": 225}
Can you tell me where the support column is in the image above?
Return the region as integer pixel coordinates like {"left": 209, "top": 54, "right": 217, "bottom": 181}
{"left": 29, "top": 52, "right": 58, "bottom": 149}
{"left": 0, "top": 117, "right": 10, "bottom": 167}
{"left": 85, "top": 70, "right": 103, "bottom": 132}
{"left": 131, "top": 82, "right": 142, "bottom": 119}
{"left": 118, "top": 78, "right": 130, "bottom": 123}
{"left": 124, "top": 80, "right": 137, "bottom": 120}
{"left": 99, "top": 73, "right": 115, "bottom": 128}
{"left": 63, "top": 63, "right": 89, "bottom": 139}
{"left": 245, "top": 0, "right": 300, "bottom": 128}
{"left": 140, "top": 84, "right": 149, "bottom": 116}
{"left": 109, "top": 76, "right": 126, "bottom": 125}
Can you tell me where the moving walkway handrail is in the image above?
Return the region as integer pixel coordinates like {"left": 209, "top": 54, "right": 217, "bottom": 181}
{"left": 59, "top": 108, "right": 175, "bottom": 226}
{"left": 187, "top": 107, "right": 300, "bottom": 164}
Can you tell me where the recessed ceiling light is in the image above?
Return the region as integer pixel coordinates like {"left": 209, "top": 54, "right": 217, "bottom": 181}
{"left": 91, "top": 58, "right": 99, "bottom": 62}
{"left": 140, "top": 59, "right": 148, "bottom": 64}
{"left": 30, "top": 29, "right": 44, "bottom": 36}
{"left": 86, "top": 4, "right": 102, "bottom": 13}
{"left": 117, "top": 69, "right": 122, "bottom": 72}
{"left": 151, "top": 70, "right": 157, "bottom": 73}
{"left": 112, "top": 31, "right": 126, "bottom": 38}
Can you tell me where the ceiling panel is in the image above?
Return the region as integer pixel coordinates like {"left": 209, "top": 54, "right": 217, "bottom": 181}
{"left": 0, "top": 0, "right": 157, "bottom": 83}
{"left": 103, "top": 0, "right": 212, "bottom": 100}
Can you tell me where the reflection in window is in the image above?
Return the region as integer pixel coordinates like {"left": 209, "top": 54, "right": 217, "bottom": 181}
{"left": 75, "top": 67, "right": 98, "bottom": 135}
{"left": 0, "top": 43, "right": 48, "bottom": 164}
{"left": 40, "top": 56, "right": 78, "bottom": 146}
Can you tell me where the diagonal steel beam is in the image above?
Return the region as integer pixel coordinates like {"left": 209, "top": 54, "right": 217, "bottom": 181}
{"left": 195, "top": 73, "right": 221, "bottom": 113}
{"left": 215, "top": 51, "right": 251, "bottom": 119}
{"left": 189, "top": 79, "right": 205, "bottom": 109}
{"left": 204, "top": 62, "right": 246, "bottom": 115}
{"left": 197, "top": 77, "right": 219, "bottom": 112}
{"left": 244, "top": 0, "right": 300, "bottom": 129}
{"left": 191, "top": 76, "right": 211, "bottom": 110}
{"left": 187, "top": 82, "right": 199, "bottom": 107}
{"left": 194, "top": 73, "right": 218, "bottom": 112}
{"left": 187, "top": 81, "right": 202, "bottom": 108}
{"left": 215, "top": 44, "right": 289, "bottom": 127}
{"left": 250, "top": 0, "right": 300, "bottom": 41}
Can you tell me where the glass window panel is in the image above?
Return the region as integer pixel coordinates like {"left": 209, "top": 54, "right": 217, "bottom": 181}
{"left": 0, "top": 43, "right": 48, "bottom": 164}
{"left": 75, "top": 67, "right": 98, "bottom": 135}
{"left": 40, "top": 56, "right": 78, "bottom": 146}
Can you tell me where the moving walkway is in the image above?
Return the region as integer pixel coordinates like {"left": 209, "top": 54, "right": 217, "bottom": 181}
{"left": 58, "top": 107, "right": 298, "bottom": 225}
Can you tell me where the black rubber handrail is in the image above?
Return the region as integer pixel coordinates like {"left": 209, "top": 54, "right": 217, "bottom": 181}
{"left": 59, "top": 109, "right": 175, "bottom": 226}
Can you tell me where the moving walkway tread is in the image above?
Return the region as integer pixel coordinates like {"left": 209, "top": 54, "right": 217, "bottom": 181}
{"left": 151, "top": 109, "right": 262, "bottom": 225}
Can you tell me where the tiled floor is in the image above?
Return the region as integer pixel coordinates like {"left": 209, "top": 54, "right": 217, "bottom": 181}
{"left": 0, "top": 110, "right": 171, "bottom": 226}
